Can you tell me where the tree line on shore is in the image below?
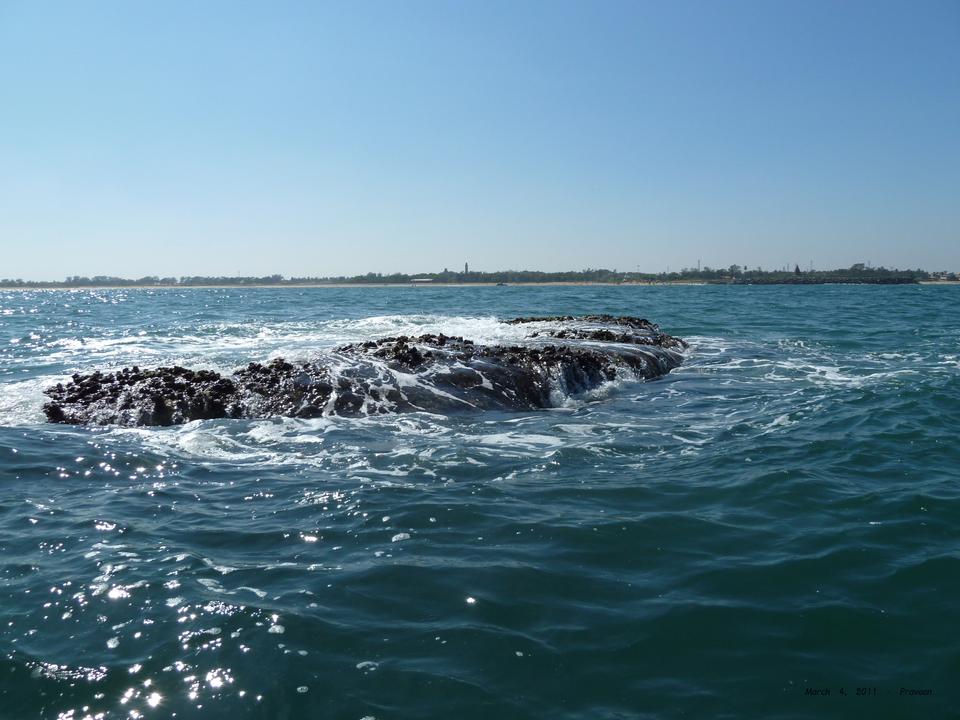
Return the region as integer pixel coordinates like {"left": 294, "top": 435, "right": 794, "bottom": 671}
{"left": 0, "top": 264, "right": 938, "bottom": 288}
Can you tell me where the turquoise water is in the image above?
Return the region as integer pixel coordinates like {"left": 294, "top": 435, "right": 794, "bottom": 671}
{"left": 1, "top": 285, "right": 957, "bottom": 719}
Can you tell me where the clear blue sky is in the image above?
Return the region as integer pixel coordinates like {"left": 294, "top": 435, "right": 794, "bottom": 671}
{"left": 1, "top": 0, "right": 958, "bottom": 279}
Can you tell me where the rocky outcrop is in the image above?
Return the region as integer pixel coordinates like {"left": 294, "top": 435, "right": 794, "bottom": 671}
{"left": 43, "top": 316, "right": 686, "bottom": 426}
{"left": 44, "top": 366, "right": 241, "bottom": 426}
{"left": 509, "top": 314, "right": 687, "bottom": 349}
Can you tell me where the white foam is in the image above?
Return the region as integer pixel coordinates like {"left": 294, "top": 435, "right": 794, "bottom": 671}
{"left": 475, "top": 432, "right": 565, "bottom": 451}
{"left": 0, "top": 377, "right": 55, "bottom": 425}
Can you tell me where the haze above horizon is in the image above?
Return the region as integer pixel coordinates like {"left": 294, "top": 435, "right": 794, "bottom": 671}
{"left": 1, "top": 0, "right": 958, "bottom": 281}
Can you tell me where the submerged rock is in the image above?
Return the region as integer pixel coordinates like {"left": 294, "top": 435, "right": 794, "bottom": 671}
{"left": 43, "top": 316, "right": 686, "bottom": 426}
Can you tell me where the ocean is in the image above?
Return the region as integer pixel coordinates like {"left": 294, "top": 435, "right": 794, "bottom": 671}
{"left": 1, "top": 284, "right": 957, "bottom": 719}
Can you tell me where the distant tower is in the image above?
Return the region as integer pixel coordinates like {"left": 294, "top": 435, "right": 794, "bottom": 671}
{"left": 465, "top": 262, "right": 469, "bottom": 274}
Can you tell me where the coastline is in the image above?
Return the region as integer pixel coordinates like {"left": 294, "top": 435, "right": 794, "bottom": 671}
{"left": 1, "top": 281, "right": 711, "bottom": 290}
{"left": 6, "top": 279, "right": 956, "bottom": 291}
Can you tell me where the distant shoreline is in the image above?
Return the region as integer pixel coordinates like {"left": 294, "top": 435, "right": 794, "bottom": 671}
{"left": 2, "top": 279, "right": 955, "bottom": 291}
{"left": 1, "top": 281, "right": 706, "bottom": 290}
{"left": 3, "top": 266, "right": 948, "bottom": 290}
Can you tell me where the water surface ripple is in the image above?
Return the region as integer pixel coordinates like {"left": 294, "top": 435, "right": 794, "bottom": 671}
{"left": 1, "top": 285, "right": 957, "bottom": 719}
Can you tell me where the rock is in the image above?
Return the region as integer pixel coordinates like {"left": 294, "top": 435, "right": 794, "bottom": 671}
{"left": 43, "top": 316, "right": 686, "bottom": 426}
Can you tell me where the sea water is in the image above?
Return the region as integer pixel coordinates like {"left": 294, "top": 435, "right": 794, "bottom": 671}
{"left": 0, "top": 284, "right": 957, "bottom": 719}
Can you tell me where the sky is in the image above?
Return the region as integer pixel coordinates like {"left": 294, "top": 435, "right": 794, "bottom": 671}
{"left": 1, "top": 0, "right": 958, "bottom": 280}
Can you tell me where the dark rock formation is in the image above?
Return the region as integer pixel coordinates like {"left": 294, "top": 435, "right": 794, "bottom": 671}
{"left": 43, "top": 366, "right": 241, "bottom": 426}
{"left": 44, "top": 316, "right": 686, "bottom": 426}
{"left": 506, "top": 314, "right": 660, "bottom": 328}
{"left": 508, "top": 314, "right": 687, "bottom": 350}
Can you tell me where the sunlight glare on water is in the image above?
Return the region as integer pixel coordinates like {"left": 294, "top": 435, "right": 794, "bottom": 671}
{"left": 1, "top": 285, "right": 958, "bottom": 719}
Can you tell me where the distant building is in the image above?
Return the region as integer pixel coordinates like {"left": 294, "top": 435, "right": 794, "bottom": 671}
{"left": 465, "top": 262, "right": 469, "bottom": 274}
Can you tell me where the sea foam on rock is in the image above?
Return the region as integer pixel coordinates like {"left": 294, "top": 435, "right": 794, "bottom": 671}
{"left": 43, "top": 316, "right": 687, "bottom": 426}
